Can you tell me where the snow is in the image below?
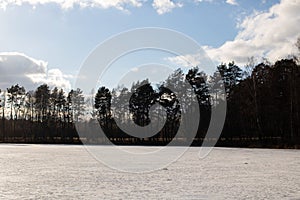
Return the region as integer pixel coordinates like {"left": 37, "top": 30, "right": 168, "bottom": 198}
{"left": 0, "top": 145, "right": 299, "bottom": 199}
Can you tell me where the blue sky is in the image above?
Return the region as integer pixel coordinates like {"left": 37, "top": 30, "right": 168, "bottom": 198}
{"left": 0, "top": 0, "right": 299, "bottom": 90}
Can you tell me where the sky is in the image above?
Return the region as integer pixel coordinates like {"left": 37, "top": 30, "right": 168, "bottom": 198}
{"left": 0, "top": 0, "right": 299, "bottom": 90}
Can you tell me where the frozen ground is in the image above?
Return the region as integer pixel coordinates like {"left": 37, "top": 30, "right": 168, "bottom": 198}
{"left": 0, "top": 144, "right": 299, "bottom": 199}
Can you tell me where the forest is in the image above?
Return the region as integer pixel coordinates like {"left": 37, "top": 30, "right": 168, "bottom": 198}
{"left": 0, "top": 55, "right": 300, "bottom": 148}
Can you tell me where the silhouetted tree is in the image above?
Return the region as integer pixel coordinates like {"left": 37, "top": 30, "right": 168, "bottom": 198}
{"left": 7, "top": 84, "right": 26, "bottom": 120}
{"left": 34, "top": 84, "right": 50, "bottom": 122}
{"left": 68, "top": 88, "right": 85, "bottom": 122}
{"left": 129, "top": 80, "right": 157, "bottom": 127}
{"left": 94, "top": 87, "right": 111, "bottom": 132}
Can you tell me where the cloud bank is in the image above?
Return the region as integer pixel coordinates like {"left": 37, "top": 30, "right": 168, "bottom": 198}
{"left": 0, "top": 0, "right": 241, "bottom": 14}
{"left": 0, "top": 52, "right": 71, "bottom": 90}
{"left": 0, "top": 0, "right": 143, "bottom": 12}
{"left": 204, "top": 0, "right": 300, "bottom": 65}
{"left": 0, "top": 0, "right": 202, "bottom": 14}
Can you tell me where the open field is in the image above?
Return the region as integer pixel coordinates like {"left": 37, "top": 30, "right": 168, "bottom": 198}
{"left": 0, "top": 144, "right": 299, "bottom": 199}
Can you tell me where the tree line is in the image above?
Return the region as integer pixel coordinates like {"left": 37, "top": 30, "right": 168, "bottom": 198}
{"left": 0, "top": 57, "right": 300, "bottom": 148}
{"left": 0, "top": 84, "right": 85, "bottom": 143}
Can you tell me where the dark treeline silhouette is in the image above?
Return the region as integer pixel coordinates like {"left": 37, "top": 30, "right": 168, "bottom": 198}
{"left": 0, "top": 57, "right": 300, "bottom": 148}
{"left": 217, "top": 58, "right": 300, "bottom": 148}
{"left": 0, "top": 84, "right": 84, "bottom": 144}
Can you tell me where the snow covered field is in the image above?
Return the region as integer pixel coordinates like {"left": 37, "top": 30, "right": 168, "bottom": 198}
{"left": 0, "top": 144, "right": 299, "bottom": 199}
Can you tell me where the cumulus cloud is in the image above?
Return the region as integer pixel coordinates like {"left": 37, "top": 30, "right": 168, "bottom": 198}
{"left": 204, "top": 0, "right": 300, "bottom": 66}
{"left": 226, "top": 0, "right": 238, "bottom": 6}
{"left": 0, "top": 52, "right": 71, "bottom": 90}
{"left": 0, "top": 0, "right": 143, "bottom": 12}
{"left": 152, "top": 0, "right": 183, "bottom": 15}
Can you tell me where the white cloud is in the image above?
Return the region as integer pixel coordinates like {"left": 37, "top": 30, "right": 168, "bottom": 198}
{"left": 226, "top": 0, "right": 238, "bottom": 6}
{"left": 166, "top": 53, "right": 205, "bottom": 68}
{"left": 0, "top": 52, "right": 71, "bottom": 90}
{"left": 152, "top": 0, "right": 183, "bottom": 15}
{"left": 203, "top": 0, "right": 300, "bottom": 66}
{"left": 0, "top": 0, "right": 221, "bottom": 13}
{"left": 195, "top": 0, "right": 213, "bottom": 3}
{"left": 0, "top": 0, "right": 143, "bottom": 12}
{"left": 130, "top": 67, "right": 139, "bottom": 72}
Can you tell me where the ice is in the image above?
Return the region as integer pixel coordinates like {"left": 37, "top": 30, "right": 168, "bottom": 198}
{"left": 0, "top": 145, "right": 299, "bottom": 199}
